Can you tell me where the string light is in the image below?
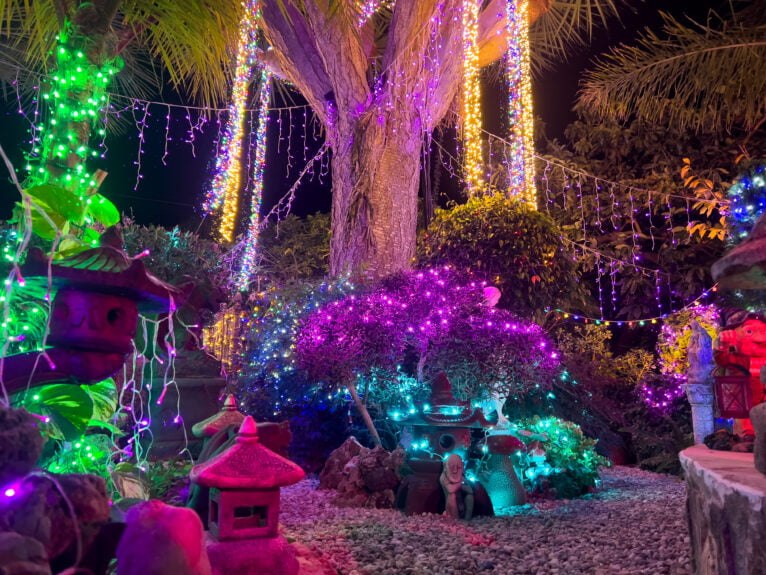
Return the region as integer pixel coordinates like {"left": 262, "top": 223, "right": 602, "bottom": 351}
{"left": 206, "top": 0, "right": 261, "bottom": 242}
{"left": 27, "top": 29, "right": 120, "bottom": 198}
{"left": 357, "top": 0, "right": 394, "bottom": 26}
{"left": 505, "top": 0, "right": 536, "bottom": 208}
{"left": 728, "top": 164, "right": 766, "bottom": 243}
{"left": 235, "top": 70, "right": 272, "bottom": 291}
{"left": 546, "top": 285, "right": 718, "bottom": 326}
{"left": 461, "top": 0, "right": 484, "bottom": 194}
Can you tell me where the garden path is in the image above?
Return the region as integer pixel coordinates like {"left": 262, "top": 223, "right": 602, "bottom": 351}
{"left": 280, "top": 466, "right": 691, "bottom": 575}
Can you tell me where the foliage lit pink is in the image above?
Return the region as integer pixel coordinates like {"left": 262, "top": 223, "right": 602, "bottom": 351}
{"left": 296, "top": 267, "right": 560, "bottom": 400}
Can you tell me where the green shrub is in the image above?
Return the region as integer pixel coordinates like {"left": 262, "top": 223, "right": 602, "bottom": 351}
{"left": 513, "top": 416, "right": 609, "bottom": 498}
{"left": 417, "top": 195, "right": 585, "bottom": 319}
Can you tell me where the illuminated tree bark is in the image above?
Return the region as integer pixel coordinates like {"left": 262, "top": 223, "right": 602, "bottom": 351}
{"left": 260, "top": 0, "right": 553, "bottom": 278}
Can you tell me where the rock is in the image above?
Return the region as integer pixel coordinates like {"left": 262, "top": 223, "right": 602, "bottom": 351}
{"left": 116, "top": 500, "right": 211, "bottom": 575}
{"left": 318, "top": 437, "right": 364, "bottom": 489}
{"left": 362, "top": 466, "right": 399, "bottom": 492}
{"left": 681, "top": 445, "right": 766, "bottom": 573}
{"left": 257, "top": 421, "right": 292, "bottom": 458}
{"left": 0, "top": 405, "right": 45, "bottom": 487}
{"left": 0, "top": 532, "right": 51, "bottom": 575}
{"left": 0, "top": 474, "right": 110, "bottom": 562}
{"left": 703, "top": 429, "right": 736, "bottom": 451}
{"left": 330, "top": 445, "right": 405, "bottom": 509}
{"left": 751, "top": 402, "right": 766, "bottom": 473}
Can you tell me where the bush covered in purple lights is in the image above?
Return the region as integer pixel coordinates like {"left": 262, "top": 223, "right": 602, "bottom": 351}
{"left": 296, "top": 267, "right": 561, "bottom": 405}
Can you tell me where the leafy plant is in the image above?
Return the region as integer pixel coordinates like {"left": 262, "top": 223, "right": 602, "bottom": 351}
{"left": 656, "top": 305, "right": 718, "bottom": 383}
{"left": 539, "top": 115, "right": 732, "bottom": 320}
{"left": 554, "top": 323, "right": 654, "bottom": 387}
{"left": 43, "top": 433, "right": 115, "bottom": 478}
{"left": 295, "top": 268, "right": 562, "bottom": 444}
{"left": 502, "top": 416, "right": 609, "bottom": 499}
{"left": 15, "top": 379, "right": 118, "bottom": 441}
{"left": 120, "top": 221, "right": 229, "bottom": 288}
{"left": 417, "top": 195, "right": 586, "bottom": 321}
{"left": 11, "top": 183, "right": 120, "bottom": 257}
{"left": 258, "top": 213, "right": 330, "bottom": 283}
{"left": 620, "top": 388, "right": 694, "bottom": 475}
{"left": 237, "top": 277, "right": 357, "bottom": 419}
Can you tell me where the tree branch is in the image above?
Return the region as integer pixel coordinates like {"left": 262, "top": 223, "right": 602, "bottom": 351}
{"left": 302, "top": 1, "right": 369, "bottom": 117}
{"left": 260, "top": 0, "right": 335, "bottom": 125}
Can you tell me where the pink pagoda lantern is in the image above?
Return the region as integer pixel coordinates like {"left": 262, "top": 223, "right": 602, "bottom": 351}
{"left": 190, "top": 415, "right": 305, "bottom": 574}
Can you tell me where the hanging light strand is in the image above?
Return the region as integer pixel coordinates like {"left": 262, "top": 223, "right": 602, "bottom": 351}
{"left": 461, "top": 0, "right": 484, "bottom": 194}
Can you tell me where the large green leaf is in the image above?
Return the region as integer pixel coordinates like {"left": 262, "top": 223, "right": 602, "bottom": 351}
{"left": 18, "top": 201, "right": 68, "bottom": 240}
{"left": 25, "top": 384, "right": 95, "bottom": 441}
{"left": 86, "top": 378, "right": 118, "bottom": 423}
{"left": 87, "top": 194, "right": 120, "bottom": 227}
{"left": 25, "top": 184, "right": 84, "bottom": 222}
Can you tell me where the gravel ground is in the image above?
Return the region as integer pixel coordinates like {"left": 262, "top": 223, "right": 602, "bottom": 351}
{"left": 280, "top": 466, "right": 691, "bottom": 575}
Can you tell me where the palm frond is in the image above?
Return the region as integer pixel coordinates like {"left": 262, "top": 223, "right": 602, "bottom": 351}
{"left": 530, "top": 0, "right": 625, "bottom": 72}
{"left": 123, "top": 0, "right": 241, "bottom": 109}
{"left": 577, "top": 11, "right": 766, "bottom": 133}
{"left": 0, "top": 1, "right": 60, "bottom": 70}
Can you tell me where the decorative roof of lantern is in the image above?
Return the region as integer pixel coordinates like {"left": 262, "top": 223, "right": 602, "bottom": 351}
{"left": 19, "top": 227, "right": 179, "bottom": 313}
{"left": 713, "top": 211, "right": 766, "bottom": 290}
{"left": 394, "top": 372, "right": 492, "bottom": 429}
{"left": 192, "top": 394, "right": 245, "bottom": 438}
{"left": 190, "top": 416, "right": 305, "bottom": 489}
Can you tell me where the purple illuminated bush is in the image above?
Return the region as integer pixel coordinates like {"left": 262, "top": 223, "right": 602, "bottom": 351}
{"left": 296, "top": 267, "right": 560, "bottom": 404}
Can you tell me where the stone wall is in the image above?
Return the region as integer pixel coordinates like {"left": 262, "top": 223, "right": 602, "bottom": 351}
{"left": 680, "top": 445, "right": 766, "bottom": 574}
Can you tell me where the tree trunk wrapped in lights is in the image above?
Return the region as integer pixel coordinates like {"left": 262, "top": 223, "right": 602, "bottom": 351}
{"left": 259, "top": 0, "right": 556, "bottom": 278}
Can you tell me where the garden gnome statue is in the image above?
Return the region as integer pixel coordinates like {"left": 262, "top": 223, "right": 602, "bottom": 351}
{"left": 439, "top": 454, "right": 474, "bottom": 520}
{"left": 685, "top": 320, "right": 716, "bottom": 444}
{"left": 491, "top": 390, "right": 510, "bottom": 429}
{"left": 750, "top": 366, "right": 766, "bottom": 475}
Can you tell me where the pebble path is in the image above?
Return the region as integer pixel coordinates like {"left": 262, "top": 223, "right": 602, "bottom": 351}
{"left": 280, "top": 466, "right": 691, "bottom": 575}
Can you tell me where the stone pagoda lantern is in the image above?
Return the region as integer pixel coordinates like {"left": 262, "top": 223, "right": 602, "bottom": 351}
{"left": 191, "top": 394, "right": 291, "bottom": 457}
{"left": 3, "top": 228, "right": 177, "bottom": 394}
{"left": 393, "top": 372, "right": 492, "bottom": 515}
{"left": 190, "top": 415, "right": 305, "bottom": 575}
{"left": 192, "top": 394, "right": 246, "bottom": 439}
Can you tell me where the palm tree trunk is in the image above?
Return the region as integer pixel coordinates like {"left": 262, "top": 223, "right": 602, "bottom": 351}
{"left": 329, "top": 114, "right": 421, "bottom": 279}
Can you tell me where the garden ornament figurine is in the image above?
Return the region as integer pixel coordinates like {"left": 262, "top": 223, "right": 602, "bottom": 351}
{"left": 440, "top": 453, "right": 474, "bottom": 520}
{"left": 688, "top": 320, "right": 714, "bottom": 380}
{"left": 685, "top": 319, "right": 716, "bottom": 443}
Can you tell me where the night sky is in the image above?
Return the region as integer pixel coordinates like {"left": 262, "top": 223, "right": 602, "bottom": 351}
{"left": 0, "top": 0, "right": 719, "bottom": 232}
